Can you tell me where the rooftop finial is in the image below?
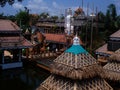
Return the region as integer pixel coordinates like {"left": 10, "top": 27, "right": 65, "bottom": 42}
{"left": 73, "top": 34, "right": 80, "bottom": 45}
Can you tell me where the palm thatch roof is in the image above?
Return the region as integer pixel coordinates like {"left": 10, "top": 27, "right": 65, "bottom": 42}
{"left": 103, "top": 48, "right": 120, "bottom": 81}
{"left": 36, "top": 74, "right": 113, "bottom": 90}
{"left": 36, "top": 35, "right": 113, "bottom": 90}
{"left": 115, "top": 48, "right": 120, "bottom": 53}
{"left": 51, "top": 52, "right": 103, "bottom": 80}
{"left": 50, "top": 35, "right": 104, "bottom": 80}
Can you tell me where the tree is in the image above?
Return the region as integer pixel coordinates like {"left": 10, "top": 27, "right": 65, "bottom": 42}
{"left": 39, "top": 12, "right": 50, "bottom": 19}
{"left": 97, "top": 11, "right": 105, "bottom": 23}
{"left": 15, "top": 9, "right": 30, "bottom": 33}
{"left": 105, "top": 4, "right": 118, "bottom": 36}
{"left": 108, "top": 4, "right": 117, "bottom": 21}
{"left": 0, "top": 0, "right": 23, "bottom": 7}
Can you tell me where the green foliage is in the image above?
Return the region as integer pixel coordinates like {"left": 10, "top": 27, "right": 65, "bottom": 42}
{"left": 104, "top": 4, "right": 119, "bottom": 36}
{"left": 0, "top": 0, "right": 23, "bottom": 7}
{"left": 39, "top": 12, "right": 50, "bottom": 19}
{"left": 15, "top": 10, "right": 30, "bottom": 32}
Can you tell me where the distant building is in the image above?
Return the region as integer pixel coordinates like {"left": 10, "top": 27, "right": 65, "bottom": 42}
{"left": 95, "top": 30, "right": 120, "bottom": 64}
{"left": 0, "top": 19, "right": 33, "bottom": 69}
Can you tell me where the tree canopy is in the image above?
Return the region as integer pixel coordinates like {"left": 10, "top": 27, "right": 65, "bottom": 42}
{"left": 0, "top": 0, "right": 23, "bottom": 7}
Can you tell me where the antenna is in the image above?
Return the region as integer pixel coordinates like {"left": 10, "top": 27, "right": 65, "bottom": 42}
{"left": 87, "top": 3, "right": 89, "bottom": 16}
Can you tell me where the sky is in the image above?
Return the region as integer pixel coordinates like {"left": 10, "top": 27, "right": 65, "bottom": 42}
{"left": 0, "top": 0, "right": 120, "bottom": 16}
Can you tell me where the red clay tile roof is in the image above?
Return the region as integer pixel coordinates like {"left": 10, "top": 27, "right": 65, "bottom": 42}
{"left": 0, "top": 36, "right": 33, "bottom": 49}
{"left": 44, "top": 33, "right": 67, "bottom": 44}
{"left": 110, "top": 29, "right": 120, "bottom": 38}
{"left": 44, "top": 33, "right": 83, "bottom": 45}
{"left": 0, "top": 19, "right": 20, "bottom": 31}
{"left": 95, "top": 44, "right": 114, "bottom": 55}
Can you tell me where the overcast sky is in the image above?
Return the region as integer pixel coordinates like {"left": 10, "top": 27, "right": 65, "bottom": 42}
{"left": 0, "top": 0, "right": 120, "bottom": 16}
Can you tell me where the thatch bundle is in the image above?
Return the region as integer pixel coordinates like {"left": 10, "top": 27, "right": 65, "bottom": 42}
{"left": 36, "top": 74, "right": 113, "bottom": 90}
{"left": 103, "top": 70, "right": 120, "bottom": 81}
{"left": 51, "top": 63, "right": 104, "bottom": 80}
{"left": 103, "top": 49, "right": 120, "bottom": 81}
{"left": 109, "top": 53, "right": 120, "bottom": 62}
{"left": 115, "top": 48, "right": 120, "bottom": 53}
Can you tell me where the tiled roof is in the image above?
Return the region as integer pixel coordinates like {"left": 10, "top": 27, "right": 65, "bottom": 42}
{"left": 95, "top": 44, "right": 114, "bottom": 55}
{"left": 0, "top": 36, "right": 33, "bottom": 49}
{"left": 44, "top": 33, "right": 67, "bottom": 44}
{"left": 44, "top": 33, "right": 83, "bottom": 45}
{"left": 110, "top": 29, "right": 120, "bottom": 38}
{"left": 0, "top": 19, "right": 20, "bottom": 31}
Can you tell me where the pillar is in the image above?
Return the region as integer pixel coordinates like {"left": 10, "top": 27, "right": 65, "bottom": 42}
{"left": 2, "top": 50, "right": 4, "bottom": 64}
{"left": 19, "top": 49, "right": 21, "bottom": 62}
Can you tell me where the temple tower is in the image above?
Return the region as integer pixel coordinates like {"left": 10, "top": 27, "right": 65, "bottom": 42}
{"left": 37, "top": 35, "right": 113, "bottom": 90}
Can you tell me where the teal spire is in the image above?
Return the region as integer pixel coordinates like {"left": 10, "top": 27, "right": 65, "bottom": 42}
{"left": 65, "top": 35, "right": 87, "bottom": 54}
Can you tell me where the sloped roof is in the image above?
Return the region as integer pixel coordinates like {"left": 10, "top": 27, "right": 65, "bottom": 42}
{"left": 36, "top": 35, "right": 113, "bottom": 90}
{"left": 103, "top": 49, "right": 120, "bottom": 81}
{"left": 44, "top": 33, "right": 67, "bottom": 44}
{"left": 37, "top": 74, "right": 113, "bottom": 90}
{"left": 110, "top": 29, "right": 120, "bottom": 38}
{"left": 95, "top": 44, "right": 114, "bottom": 55}
{"left": 0, "top": 36, "right": 33, "bottom": 49}
{"left": 51, "top": 35, "right": 104, "bottom": 80}
{"left": 65, "top": 45, "right": 87, "bottom": 54}
{"left": 115, "top": 48, "right": 120, "bottom": 53}
{"left": 0, "top": 19, "right": 20, "bottom": 31}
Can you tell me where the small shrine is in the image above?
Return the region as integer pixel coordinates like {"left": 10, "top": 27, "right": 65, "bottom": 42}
{"left": 36, "top": 35, "right": 112, "bottom": 90}
{"left": 0, "top": 19, "right": 33, "bottom": 69}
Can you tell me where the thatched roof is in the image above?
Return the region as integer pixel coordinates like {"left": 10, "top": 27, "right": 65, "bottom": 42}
{"left": 50, "top": 35, "right": 104, "bottom": 80}
{"left": 36, "top": 74, "right": 113, "bottom": 90}
{"left": 115, "top": 48, "right": 120, "bottom": 53}
{"left": 36, "top": 35, "right": 113, "bottom": 90}
{"left": 109, "top": 53, "right": 120, "bottom": 62}
{"left": 103, "top": 62, "right": 120, "bottom": 81}
{"left": 51, "top": 52, "right": 104, "bottom": 80}
{"left": 103, "top": 49, "right": 120, "bottom": 81}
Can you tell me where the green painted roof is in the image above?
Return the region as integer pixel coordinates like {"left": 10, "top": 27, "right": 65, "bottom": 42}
{"left": 65, "top": 45, "right": 87, "bottom": 55}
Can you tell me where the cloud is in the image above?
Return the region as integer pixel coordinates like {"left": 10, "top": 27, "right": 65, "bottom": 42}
{"left": 12, "top": 0, "right": 81, "bottom": 16}
{"left": 26, "top": 0, "right": 49, "bottom": 14}
{"left": 53, "top": 2, "right": 59, "bottom": 8}
{"left": 13, "top": 2, "right": 24, "bottom": 9}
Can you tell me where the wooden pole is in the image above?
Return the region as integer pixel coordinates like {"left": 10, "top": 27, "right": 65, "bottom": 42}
{"left": 85, "top": 3, "right": 89, "bottom": 49}
{"left": 90, "top": 3, "right": 94, "bottom": 51}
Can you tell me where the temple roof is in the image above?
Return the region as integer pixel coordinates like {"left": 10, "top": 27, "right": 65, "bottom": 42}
{"left": 0, "top": 19, "right": 33, "bottom": 49}
{"left": 0, "top": 19, "right": 20, "bottom": 31}
{"left": 36, "top": 35, "right": 113, "bottom": 90}
{"left": 51, "top": 35, "right": 103, "bottom": 80}
{"left": 65, "top": 35, "right": 87, "bottom": 54}
{"left": 0, "top": 36, "right": 33, "bottom": 49}
{"left": 44, "top": 33, "right": 67, "bottom": 44}
{"left": 65, "top": 45, "right": 87, "bottom": 54}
